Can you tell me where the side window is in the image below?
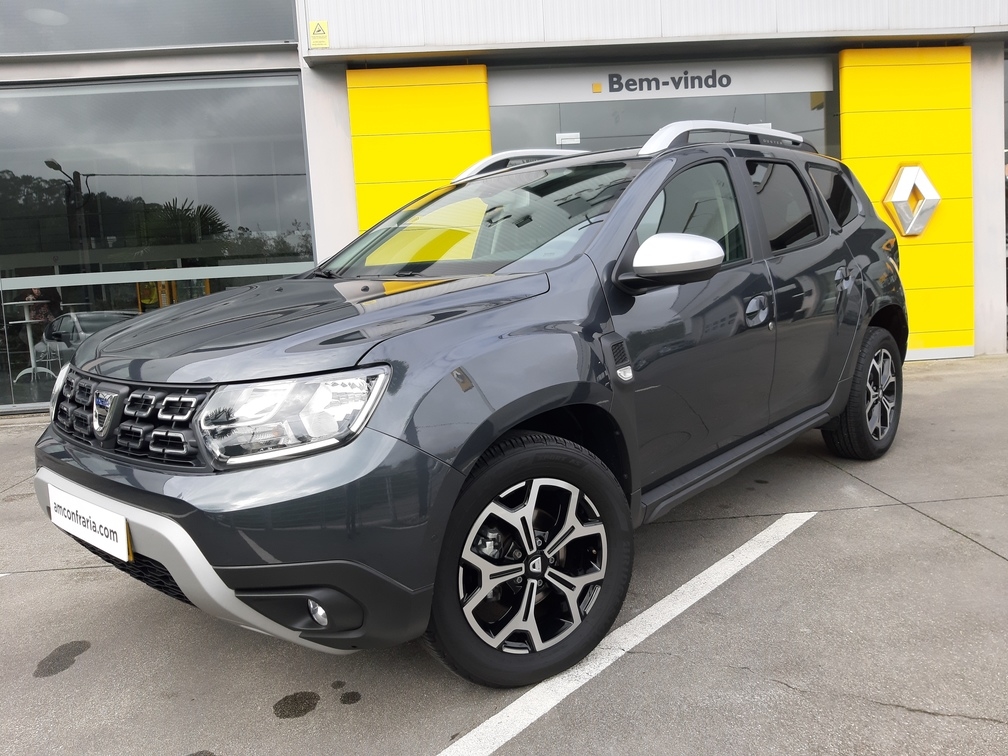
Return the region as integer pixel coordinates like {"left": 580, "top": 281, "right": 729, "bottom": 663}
{"left": 636, "top": 162, "right": 747, "bottom": 263}
{"left": 747, "top": 161, "right": 819, "bottom": 253}
{"left": 808, "top": 165, "right": 860, "bottom": 227}
{"left": 52, "top": 316, "right": 73, "bottom": 339}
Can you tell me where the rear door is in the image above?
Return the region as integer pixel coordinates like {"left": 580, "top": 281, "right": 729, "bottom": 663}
{"left": 741, "top": 157, "right": 863, "bottom": 424}
{"left": 605, "top": 156, "right": 776, "bottom": 488}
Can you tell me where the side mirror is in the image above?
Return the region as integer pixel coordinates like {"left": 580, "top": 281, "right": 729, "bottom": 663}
{"left": 43, "top": 323, "right": 62, "bottom": 343}
{"left": 632, "top": 232, "right": 724, "bottom": 282}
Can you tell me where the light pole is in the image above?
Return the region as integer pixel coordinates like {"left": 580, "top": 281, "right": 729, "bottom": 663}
{"left": 45, "top": 158, "right": 94, "bottom": 304}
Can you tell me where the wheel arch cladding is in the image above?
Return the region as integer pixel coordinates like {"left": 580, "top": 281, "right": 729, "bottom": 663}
{"left": 868, "top": 304, "right": 909, "bottom": 360}
{"left": 507, "top": 403, "right": 632, "bottom": 505}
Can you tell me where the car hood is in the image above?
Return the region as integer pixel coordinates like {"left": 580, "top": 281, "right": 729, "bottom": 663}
{"left": 75, "top": 274, "right": 549, "bottom": 383}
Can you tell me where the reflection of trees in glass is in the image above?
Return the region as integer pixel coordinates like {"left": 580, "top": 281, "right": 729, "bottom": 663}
{"left": 0, "top": 170, "right": 313, "bottom": 265}
{"left": 0, "top": 170, "right": 68, "bottom": 256}
{"left": 155, "top": 197, "right": 230, "bottom": 244}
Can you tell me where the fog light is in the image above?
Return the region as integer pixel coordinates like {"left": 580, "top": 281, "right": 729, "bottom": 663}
{"left": 307, "top": 598, "right": 329, "bottom": 627}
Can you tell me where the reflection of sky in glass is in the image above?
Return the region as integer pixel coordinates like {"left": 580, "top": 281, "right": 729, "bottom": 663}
{"left": 1, "top": 0, "right": 294, "bottom": 54}
{"left": 0, "top": 75, "right": 309, "bottom": 238}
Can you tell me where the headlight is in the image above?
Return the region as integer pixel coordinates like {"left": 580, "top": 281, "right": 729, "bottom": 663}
{"left": 50, "top": 363, "right": 72, "bottom": 423}
{"left": 195, "top": 366, "right": 390, "bottom": 466}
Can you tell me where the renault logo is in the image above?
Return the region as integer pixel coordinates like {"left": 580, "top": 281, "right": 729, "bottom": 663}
{"left": 883, "top": 166, "right": 940, "bottom": 237}
{"left": 92, "top": 390, "right": 118, "bottom": 440}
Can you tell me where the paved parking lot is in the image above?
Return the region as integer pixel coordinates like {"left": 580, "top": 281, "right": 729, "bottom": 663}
{"left": 2, "top": 357, "right": 1007, "bottom": 755}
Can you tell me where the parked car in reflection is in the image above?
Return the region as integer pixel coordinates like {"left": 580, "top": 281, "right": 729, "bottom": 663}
{"left": 35, "top": 311, "right": 138, "bottom": 366}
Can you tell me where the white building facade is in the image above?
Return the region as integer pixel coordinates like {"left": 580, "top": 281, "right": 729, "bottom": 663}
{"left": 0, "top": 1, "right": 1005, "bottom": 409}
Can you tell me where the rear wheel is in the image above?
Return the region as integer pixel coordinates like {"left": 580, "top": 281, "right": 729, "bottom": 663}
{"left": 822, "top": 326, "right": 902, "bottom": 460}
{"left": 425, "top": 432, "right": 633, "bottom": 687}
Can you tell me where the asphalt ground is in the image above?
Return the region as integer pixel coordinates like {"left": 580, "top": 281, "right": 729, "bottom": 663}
{"left": 1, "top": 356, "right": 1006, "bottom": 755}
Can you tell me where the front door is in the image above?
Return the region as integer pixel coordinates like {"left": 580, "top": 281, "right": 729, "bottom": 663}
{"left": 606, "top": 159, "right": 776, "bottom": 489}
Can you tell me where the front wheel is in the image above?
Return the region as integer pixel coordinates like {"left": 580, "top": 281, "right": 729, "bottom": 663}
{"left": 822, "top": 326, "right": 903, "bottom": 460}
{"left": 425, "top": 432, "right": 633, "bottom": 687}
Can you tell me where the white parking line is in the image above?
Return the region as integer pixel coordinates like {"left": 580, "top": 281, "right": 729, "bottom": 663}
{"left": 440, "top": 511, "right": 817, "bottom": 756}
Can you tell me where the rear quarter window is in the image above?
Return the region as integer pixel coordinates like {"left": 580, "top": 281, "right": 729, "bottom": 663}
{"left": 808, "top": 165, "right": 861, "bottom": 227}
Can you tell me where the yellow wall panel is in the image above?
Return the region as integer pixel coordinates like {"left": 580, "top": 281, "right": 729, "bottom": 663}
{"left": 908, "top": 329, "right": 974, "bottom": 352}
{"left": 895, "top": 243, "right": 974, "bottom": 290}
{"left": 346, "top": 65, "right": 492, "bottom": 232}
{"left": 352, "top": 131, "right": 493, "bottom": 184}
{"left": 347, "top": 65, "right": 488, "bottom": 88}
{"left": 839, "top": 47, "right": 970, "bottom": 70}
{"left": 839, "top": 46, "right": 974, "bottom": 357}
{"left": 840, "top": 64, "right": 971, "bottom": 113}
{"left": 348, "top": 83, "right": 492, "bottom": 136}
{"left": 841, "top": 109, "right": 971, "bottom": 159}
{"left": 903, "top": 287, "right": 974, "bottom": 333}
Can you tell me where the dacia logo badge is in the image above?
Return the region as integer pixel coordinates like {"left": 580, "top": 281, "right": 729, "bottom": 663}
{"left": 528, "top": 556, "right": 543, "bottom": 576}
{"left": 92, "top": 390, "right": 118, "bottom": 440}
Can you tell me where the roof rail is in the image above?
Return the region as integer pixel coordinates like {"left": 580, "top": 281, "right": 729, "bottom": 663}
{"left": 638, "top": 120, "right": 807, "bottom": 156}
{"left": 452, "top": 149, "right": 585, "bottom": 183}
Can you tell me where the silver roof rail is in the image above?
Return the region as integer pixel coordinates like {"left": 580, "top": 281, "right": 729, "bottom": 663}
{"left": 639, "top": 120, "right": 805, "bottom": 156}
{"left": 453, "top": 149, "right": 585, "bottom": 183}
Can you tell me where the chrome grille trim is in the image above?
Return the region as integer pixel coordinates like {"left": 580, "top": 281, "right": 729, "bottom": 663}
{"left": 52, "top": 367, "right": 210, "bottom": 469}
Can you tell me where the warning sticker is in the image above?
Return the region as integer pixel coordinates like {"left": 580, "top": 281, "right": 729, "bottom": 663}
{"left": 308, "top": 20, "right": 329, "bottom": 49}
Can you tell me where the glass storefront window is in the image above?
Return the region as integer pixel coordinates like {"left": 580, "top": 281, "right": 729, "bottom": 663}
{"left": 490, "top": 92, "right": 831, "bottom": 157}
{"left": 0, "top": 74, "right": 313, "bottom": 409}
{"left": 1, "top": 1, "right": 295, "bottom": 55}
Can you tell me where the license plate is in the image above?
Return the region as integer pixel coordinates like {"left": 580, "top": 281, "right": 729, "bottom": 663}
{"left": 48, "top": 484, "right": 132, "bottom": 562}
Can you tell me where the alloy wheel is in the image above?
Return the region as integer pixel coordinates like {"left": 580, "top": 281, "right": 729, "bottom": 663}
{"left": 457, "top": 477, "right": 607, "bottom": 654}
{"left": 865, "top": 347, "right": 897, "bottom": 441}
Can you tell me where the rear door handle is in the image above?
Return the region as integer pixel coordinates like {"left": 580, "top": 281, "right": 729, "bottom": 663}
{"left": 834, "top": 266, "right": 854, "bottom": 291}
{"left": 745, "top": 294, "right": 770, "bottom": 327}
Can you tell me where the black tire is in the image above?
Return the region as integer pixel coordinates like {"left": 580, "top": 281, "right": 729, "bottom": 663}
{"left": 822, "top": 326, "right": 903, "bottom": 460}
{"left": 424, "top": 431, "right": 633, "bottom": 688}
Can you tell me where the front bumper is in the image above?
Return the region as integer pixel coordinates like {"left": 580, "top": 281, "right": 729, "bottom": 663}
{"left": 35, "top": 426, "right": 465, "bottom": 652}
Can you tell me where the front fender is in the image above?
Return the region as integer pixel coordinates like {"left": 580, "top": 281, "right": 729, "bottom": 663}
{"left": 366, "top": 324, "right": 613, "bottom": 473}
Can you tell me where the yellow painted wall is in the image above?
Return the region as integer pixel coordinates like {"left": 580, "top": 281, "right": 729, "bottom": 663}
{"left": 839, "top": 47, "right": 973, "bottom": 355}
{"left": 346, "top": 65, "right": 492, "bottom": 232}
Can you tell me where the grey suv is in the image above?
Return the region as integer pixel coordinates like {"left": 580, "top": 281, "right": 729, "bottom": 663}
{"left": 35, "top": 121, "right": 907, "bottom": 687}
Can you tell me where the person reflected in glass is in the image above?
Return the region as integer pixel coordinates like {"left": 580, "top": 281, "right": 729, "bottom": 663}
{"left": 24, "top": 287, "right": 63, "bottom": 342}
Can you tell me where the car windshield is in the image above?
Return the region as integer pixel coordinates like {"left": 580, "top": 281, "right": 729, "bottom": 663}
{"left": 317, "top": 161, "right": 643, "bottom": 279}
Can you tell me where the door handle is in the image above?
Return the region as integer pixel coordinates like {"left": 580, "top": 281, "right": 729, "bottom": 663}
{"left": 744, "top": 294, "right": 770, "bottom": 328}
{"left": 834, "top": 266, "right": 854, "bottom": 291}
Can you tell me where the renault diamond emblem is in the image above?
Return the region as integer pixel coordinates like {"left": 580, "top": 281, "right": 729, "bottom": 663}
{"left": 883, "top": 166, "right": 940, "bottom": 237}
{"left": 92, "top": 390, "right": 118, "bottom": 440}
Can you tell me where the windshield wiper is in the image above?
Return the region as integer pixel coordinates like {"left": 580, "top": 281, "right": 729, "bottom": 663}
{"left": 313, "top": 269, "right": 340, "bottom": 279}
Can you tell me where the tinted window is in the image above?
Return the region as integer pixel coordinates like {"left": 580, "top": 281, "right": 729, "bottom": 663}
{"left": 1, "top": 0, "right": 295, "bottom": 54}
{"left": 747, "top": 161, "right": 819, "bottom": 252}
{"left": 808, "top": 165, "right": 860, "bottom": 227}
{"left": 636, "top": 162, "right": 746, "bottom": 262}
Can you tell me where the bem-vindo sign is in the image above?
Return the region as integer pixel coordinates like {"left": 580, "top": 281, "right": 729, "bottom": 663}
{"left": 607, "top": 69, "right": 732, "bottom": 93}
{"left": 488, "top": 58, "right": 832, "bottom": 107}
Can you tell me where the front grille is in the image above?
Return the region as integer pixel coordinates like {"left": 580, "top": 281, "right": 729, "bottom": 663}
{"left": 72, "top": 536, "right": 193, "bottom": 606}
{"left": 53, "top": 367, "right": 210, "bottom": 469}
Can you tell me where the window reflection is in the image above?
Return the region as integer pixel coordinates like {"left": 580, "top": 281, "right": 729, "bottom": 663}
{"left": 0, "top": 74, "right": 313, "bottom": 408}
{"left": 1, "top": 0, "right": 295, "bottom": 54}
